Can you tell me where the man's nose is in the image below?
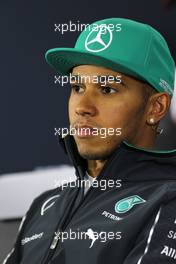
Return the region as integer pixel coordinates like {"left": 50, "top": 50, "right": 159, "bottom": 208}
{"left": 75, "top": 95, "right": 97, "bottom": 116}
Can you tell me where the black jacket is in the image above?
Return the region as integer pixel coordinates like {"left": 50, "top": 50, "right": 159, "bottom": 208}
{"left": 3, "top": 135, "right": 176, "bottom": 264}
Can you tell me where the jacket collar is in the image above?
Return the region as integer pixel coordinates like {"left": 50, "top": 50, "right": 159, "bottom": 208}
{"left": 58, "top": 134, "right": 176, "bottom": 182}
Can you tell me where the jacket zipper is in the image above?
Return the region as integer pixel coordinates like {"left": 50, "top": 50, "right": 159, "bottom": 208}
{"left": 50, "top": 230, "right": 60, "bottom": 250}
{"left": 41, "top": 229, "right": 61, "bottom": 264}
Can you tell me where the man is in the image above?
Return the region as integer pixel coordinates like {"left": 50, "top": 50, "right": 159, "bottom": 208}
{"left": 3, "top": 18, "right": 176, "bottom": 264}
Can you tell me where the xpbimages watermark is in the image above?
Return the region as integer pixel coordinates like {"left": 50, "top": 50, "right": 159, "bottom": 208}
{"left": 51, "top": 228, "right": 122, "bottom": 248}
{"left": 54, "top": 73, "right": 122, "bottom": 86}
{"left": 54, "top": 176, "right": 122, "bottom": 191}
{"left": 54, "top": 21, "right": 122, "bottom": 35}
{"left": 54, "top": 126, "right": 122, "bottom": 139}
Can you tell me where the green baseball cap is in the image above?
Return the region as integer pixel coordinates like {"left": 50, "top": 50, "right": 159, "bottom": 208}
{"left": 45, "top": 18, "right": 175, "bottom": 96}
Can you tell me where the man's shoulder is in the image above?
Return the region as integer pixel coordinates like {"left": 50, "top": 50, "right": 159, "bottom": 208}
{"left": 27, "top": 186, "right": 64, "bottom": 216}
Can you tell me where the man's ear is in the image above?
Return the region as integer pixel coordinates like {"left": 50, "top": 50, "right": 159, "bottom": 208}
{"left": 146, "top": 92, "right": 171, "bottom": 124}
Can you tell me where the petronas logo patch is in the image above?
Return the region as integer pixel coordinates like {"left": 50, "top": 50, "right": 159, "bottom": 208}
{"left": 115, "top": 195, "right": 146, "bottom": 214}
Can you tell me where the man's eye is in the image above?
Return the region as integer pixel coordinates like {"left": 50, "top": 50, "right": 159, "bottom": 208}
{"left": 101, "top": 86, "right": 117, "bottom": 94}
{"left": 71, "top": 85, "right": 84, "bottom": 93}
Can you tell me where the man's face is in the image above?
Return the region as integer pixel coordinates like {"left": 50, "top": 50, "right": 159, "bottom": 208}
{"left": 68, "top": 65, "right": 147, "bottom": 160}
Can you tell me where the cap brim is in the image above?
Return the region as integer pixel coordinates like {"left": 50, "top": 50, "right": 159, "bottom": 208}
{"left": 45, "top": 48, "right": 145, "bottom": 81}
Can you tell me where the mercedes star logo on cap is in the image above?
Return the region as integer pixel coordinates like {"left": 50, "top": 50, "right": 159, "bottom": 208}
{"left": 85, "top": 25, "right": 113, "bottom": 53}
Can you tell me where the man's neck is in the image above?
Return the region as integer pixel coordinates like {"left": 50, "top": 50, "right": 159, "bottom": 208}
{"left": 130, "top": 137, "right": 156, "bottom": 150}
{"left": 130, "top": 128, "right": 156, "bottom": 150}
{"left": 87, "top": 159, "right": 107, "bottom": 178}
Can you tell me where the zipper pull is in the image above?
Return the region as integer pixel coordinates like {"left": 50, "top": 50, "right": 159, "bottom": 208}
{"left": 50, "top": 231, "right": 60, "bottom": 249}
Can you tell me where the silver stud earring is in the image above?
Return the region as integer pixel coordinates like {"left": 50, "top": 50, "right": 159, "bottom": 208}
{"left": 149, "top": 118, "right": 155, "bottom": 125}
